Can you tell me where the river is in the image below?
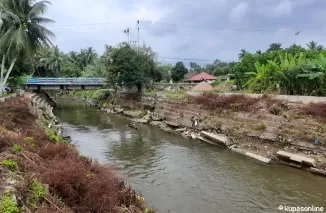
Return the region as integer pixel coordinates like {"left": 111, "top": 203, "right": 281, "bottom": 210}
{"left": 54, "top": 100, "right": 326, "bottom": 213}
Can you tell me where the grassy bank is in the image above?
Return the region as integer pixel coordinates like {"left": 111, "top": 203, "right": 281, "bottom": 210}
{"left": 0, "top": 96, "right": 154, "bottom": 213}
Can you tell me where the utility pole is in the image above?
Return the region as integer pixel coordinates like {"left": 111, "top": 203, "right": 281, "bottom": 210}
{"left": 137, "top": 20, "right": 140, "bottom": 51}
{"left": 123, "top": 28, "right": 130, "bottom": 44}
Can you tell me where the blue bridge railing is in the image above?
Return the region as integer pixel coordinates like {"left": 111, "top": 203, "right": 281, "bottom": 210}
{"left": 26, "top": 78, "right": 105, "bottom": 84}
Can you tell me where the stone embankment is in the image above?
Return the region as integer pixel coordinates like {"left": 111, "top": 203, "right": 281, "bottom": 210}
{"left": 57, "top": 91, "right": 326, "bottom": 178}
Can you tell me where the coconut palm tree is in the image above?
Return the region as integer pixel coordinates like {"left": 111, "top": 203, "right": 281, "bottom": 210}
{"left": 38, "top": 46, "right": 63, "bottom": 76}
{"left": 238, "top": 49, "right": 248, "bottom": 60}
{"left": 306, "top": 41, "right": 324, "bottom": 50}
{"left": 267, "top": 43, "right": 282, "bottom": 52}
{"left": 0, "top": 0, "right": 55, "bottom": 95}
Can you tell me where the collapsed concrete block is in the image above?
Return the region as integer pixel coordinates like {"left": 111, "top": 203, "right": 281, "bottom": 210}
{"left": 245, "top": 152, "right": 271, "bottom": 164}
{"left": 164, "top": 121, "right": 179, "bottom": 128}
{"left": 200, "top": 131, "right": 229, "bottom": 147}
{"left": 276, "top": 151, "right": 316, "bottom": 168}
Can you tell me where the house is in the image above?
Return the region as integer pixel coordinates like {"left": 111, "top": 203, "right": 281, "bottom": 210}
{"left": 183, "top": 72, "right": 217, "bottom": 84}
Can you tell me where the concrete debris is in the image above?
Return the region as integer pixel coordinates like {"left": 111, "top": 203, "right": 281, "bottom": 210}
{"left": 123, "top": 111, "right": 143, "bottom": 118}
{"left": 191, "top": 132, "right": 197, "bottom": 139}
{"left": 200, "top": 131, "right": 229, "bottom": 147}
{"left": 165, "top": 121, "right": 179, "bottom": 128}
{"left": 245, "top": 152, "right": 271, "bottom": 164}
{"left": 276, "top": 151, "right": 316, "bottom": 168}
{"left": 197, "top": 136, "right": 220, "bottom": 146}
{"left": 175, "top": 128, "right": 187, "bottom": 133}
{"left": 310, "top": 168, "right": 326, "bottom": 177}
{"left": 132, "top": 119, "right": 149, "bottom": 124}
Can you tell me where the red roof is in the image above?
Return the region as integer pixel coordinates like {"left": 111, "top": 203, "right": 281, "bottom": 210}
{"left": 185, "top": 72, "right": 217, "bottom": 82}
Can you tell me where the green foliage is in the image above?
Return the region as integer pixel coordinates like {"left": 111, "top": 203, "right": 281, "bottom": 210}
{"left": 233, "top": 43, "right": 326, "bottom": 95}
{"left": 157, "top": 64, "right": 172, "bottom": 83}
{"left": 70, "top": 89, "right": 111, "bottom": 102}
{"left": 60, "top": 60, "right": 82, "bottom": 77}
{"left": 11, "top": 145, "right": 23, "bottom": 154}
{"left": 23, "top": 137, "right": 34, "bottom": 143}
{"left": 171, "top": 62, "right": 188, "bottom": 82}
{"left": 0, "top": 194, "right": 20, "bottom": 213}
{"left": 45, "top": 129, "right": 59, "bottom": 142}
{"left": 0, "top": 159, "right": 18, "bottom": 171}
{"left": 28, "top": 180, "right": 47, "bottom": 208}
{"left": 103, "top": 43, "right": 156, "bottom": 92}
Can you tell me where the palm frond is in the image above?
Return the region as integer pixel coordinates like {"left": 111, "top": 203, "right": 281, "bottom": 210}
{"left": 28, "top": 1, "right": 51, "bottom": 18}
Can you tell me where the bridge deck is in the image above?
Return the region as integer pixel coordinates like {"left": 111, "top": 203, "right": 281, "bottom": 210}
{"left": 26, "top": 78, "right": 105, "bottom": 85}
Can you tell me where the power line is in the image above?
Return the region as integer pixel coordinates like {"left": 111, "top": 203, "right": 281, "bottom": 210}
{"left": 51, "top": 21, "right": 133, "bottom": 27}
{"left": 158, "top": 56, "right": 236, "bottom": 62}
{"left": 140, "top": 21, "right": 298, "bottom": 33}
{"left": 49, "top": 20, "right": 300, "bottom": 33}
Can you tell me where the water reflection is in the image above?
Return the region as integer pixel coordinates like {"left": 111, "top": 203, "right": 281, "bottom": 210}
{"left": 54, "top": 99, "right": 326, "bottom": 213}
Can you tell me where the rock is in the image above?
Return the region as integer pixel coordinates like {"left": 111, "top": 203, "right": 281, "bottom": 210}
{"left": 115, "top": 108, "right": 124, "bottom": 113}
{"left": 175, "top": 128, "right": 187, "bottom": 133}
{"left": 152, "top": 116, "right": 162, "bottom": 121}
{"left": 128, "top": 123, "right": 138, "bottom": 129}
{"left": 191, "top": 133, "right": 197, "bottom": 139}
{"left": 200, "top": 131, "right": 229, "bottom": 147}
{"left": 124, "top": 110, "right": 143, "bottom": 118}
{"left": 310, "top": 168, "right": 326, "bottom": 177}
{"left": 151, "top": 121, "right": 162, "bottom": 126}
{"left": 0, "top": 98, "right": 5, "bottom": 102}
{"left": 132, "top": 119, "right": 149, "bottom": 124}
{"left": 229, "top": 144, "right": 237, "bottom": 150}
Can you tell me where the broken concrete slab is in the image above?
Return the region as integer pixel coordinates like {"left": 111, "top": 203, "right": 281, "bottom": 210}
{"left": 276, "top": 151, "right": 316, "bottom": 168}
{"left": 245, "top": 152, "right": 271, "bottom": 164}
{"left": 0, "top": 98, "right": 5, "bottom": 103}
{"left": 197, "top": 136, "right": 221, "bottom": 146}
{"left": 132, "top": 119, "right": 149, "bottom": 124}
{"left": 123, "top": 110, "right": 143, "bottom": 118}
{"left": 200, "top": 131, "right": 229, "bottom": 147}
{"left": 114, "top": 108, "right": 124, "bottom": 113}
{"left": 310, "top": 168, "right": 326, "bottom": 177}
{"left": 151, "top": 116, "right": 163, "bottom": 121}
{"left": 175, "top": 128, "right": 187, "bottom": 133}
{"left": 165, "top": 121, "right": 179, "bottom": 128}
{"left": 151, "top": 121, "right": 162, "bottom": 126}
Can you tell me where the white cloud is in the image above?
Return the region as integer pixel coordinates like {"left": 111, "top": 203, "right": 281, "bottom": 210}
{"left": 228, "top": 2, "right": 249, "bottom": 22}
{"left": 273, "top": 0, "right": 292, "bottom": 17}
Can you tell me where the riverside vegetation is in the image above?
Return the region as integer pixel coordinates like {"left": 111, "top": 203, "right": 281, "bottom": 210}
{"left": 0, "top": 96, "right": 155, "bottom": 212}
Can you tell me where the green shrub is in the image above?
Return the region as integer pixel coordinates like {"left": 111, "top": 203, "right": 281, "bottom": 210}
{"left": 0, "top": 194, "right": 20, "bottom": 213}
{"left": 253, "top": 123, "right": 267, "bottom": 132}
{"left": 23, "top": 137, "right": 34, "bottom": 143}
{"left": 46, "top": 129, "right": 59, "bottom": 142}
{"left": 0, "top": 160, "right": 18, "bottom": 171}
{"left": 11, "top": 145, "right": 23, "bottom": 154}
{"left": 28, "top": 180, "right": 47, "bottom": 208}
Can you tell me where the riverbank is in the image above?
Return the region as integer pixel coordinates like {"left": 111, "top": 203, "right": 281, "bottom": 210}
{"left": 55, "top": 90, "right": 326, "bottom": 178}
{"left": 0, "top": 93, "right": 155, "bottom": 213}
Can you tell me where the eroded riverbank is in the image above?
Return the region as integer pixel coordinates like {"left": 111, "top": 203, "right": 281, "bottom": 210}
{"left": 0, "top": 94, "right": 154, "bottom": 213}
{"left": 54, "top": 99, "right": 326, "bottom": 213}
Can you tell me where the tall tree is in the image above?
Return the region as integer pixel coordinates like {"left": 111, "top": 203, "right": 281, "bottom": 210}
{"left": 267, "top": 43, "right": 282, "bottom": 52}
{"left": 306, "top": 41, "right": 324, "bottom": 50}
{"left": 171, "top": 62, "right": 188, "bottom": 82}
{"left": 189, "top": 62, "right": 202, "bottom": 73}
{"left": 0, "top": 0, "right": 55, "bottom": 95}
{"left": 238, "top": 49, "right": 248, "bottom": 60}
{"left": 38, "top": 46, "right": 63, "bottom": 76}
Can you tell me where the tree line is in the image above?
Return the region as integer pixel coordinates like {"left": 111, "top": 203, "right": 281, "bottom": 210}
{"left": 1, "top": 0, "right": 326, "bottom": 96}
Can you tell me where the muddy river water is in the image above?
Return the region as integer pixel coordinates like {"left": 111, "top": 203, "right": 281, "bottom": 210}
{"left": 54, "top": 100, "right": 326, "bottom": 213}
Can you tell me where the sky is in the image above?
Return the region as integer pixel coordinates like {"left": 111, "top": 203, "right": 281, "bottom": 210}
{"left": 46, "top": 0, "right": 326, "bottom": 65}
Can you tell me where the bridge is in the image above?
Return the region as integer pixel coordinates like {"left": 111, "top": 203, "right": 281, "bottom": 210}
{"left": 25, "top": 78, "right": 105, "bottom": 90}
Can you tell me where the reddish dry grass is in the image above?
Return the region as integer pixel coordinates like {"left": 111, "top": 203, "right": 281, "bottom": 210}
{"left": 300, "top": 102, "right": 326, "bottom": 118}
{"left": 189, "top": 93, "right": 280, "bottom": 112}
{"left": 0, "top": 97, "right": 151, "bottom": 213}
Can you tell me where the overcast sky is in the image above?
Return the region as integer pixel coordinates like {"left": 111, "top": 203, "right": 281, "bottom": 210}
{"left": 46, "top": 0, "right": 326, "bottom": 65}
